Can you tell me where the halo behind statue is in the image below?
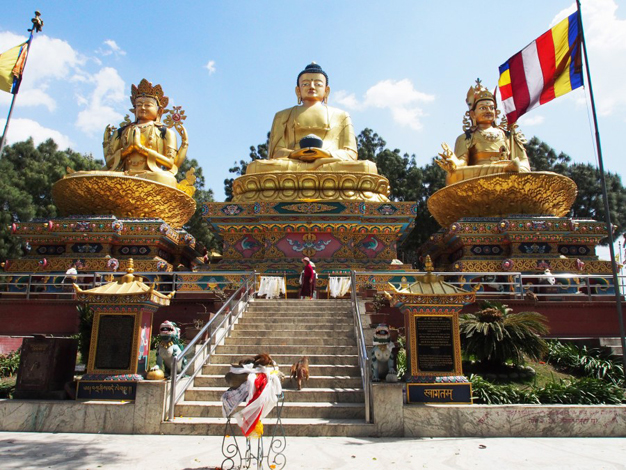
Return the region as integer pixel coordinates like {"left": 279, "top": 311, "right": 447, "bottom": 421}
{"left": 427, "top": 171, "right": 577, "bottom": 227}
{"left": 52, "top": 173, "right": 196, "bottom": 229}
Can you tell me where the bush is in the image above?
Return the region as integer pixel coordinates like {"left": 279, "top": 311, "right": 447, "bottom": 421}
{"left": 0, "top": 377, "right": 16, "bottom": 398}
{"left": 470, "top": 375, "right": 539, "bottom": 404}
{"left": 536, "top": 378, "right": 624, "bottom": 405}
{"left": 77, "top": 303, "right": 94, "bottom": 365}
{"left": 460, "top": 301, "right": 549, "bottom": 367}
{"left": 0, "top": 349, "right": 20, "bottom": 378}
{"left": 546, "top": 340, "right": 624, "bottom": 386}
{"left": 470, "top": 374, "right": 624, "bottom": 405}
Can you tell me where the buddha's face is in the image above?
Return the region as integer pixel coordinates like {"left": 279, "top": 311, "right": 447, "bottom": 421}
{"left": 470, "top": 99, "right": 496, "bottom": 126}
{"left": 134, "top": 96, "right": 160, "bottom": 122}
{"left": 296, "top": 73, "right": 329, "bottom": 103}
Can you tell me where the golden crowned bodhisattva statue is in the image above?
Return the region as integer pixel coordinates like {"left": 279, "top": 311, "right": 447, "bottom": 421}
{"left": 51, "top": 79, "right": 196, "bottom": 228}
{"left": 232, "top": 63, "right": 390, "bottom": 202}
{"left": 428, "top": 80, "right": 577, "bottom": 227}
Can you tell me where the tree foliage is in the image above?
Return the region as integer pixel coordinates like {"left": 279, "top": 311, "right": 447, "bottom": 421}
{"left": 526, "top": 136, "right": 626, "bottom": 242}
{"left": 178, "top": 157, "right": 218, "bottom": 251}
{"left": 0, "top": 139, "right": 102, "bottom": 260}
{"left": 357, "top": 128, "right": 445, "bottom": 264}
{"left": 460, "top": 301, "right": 550, "bottom": 367}
{"left": 224, "top": 132, "right": 269, "bottom": 201}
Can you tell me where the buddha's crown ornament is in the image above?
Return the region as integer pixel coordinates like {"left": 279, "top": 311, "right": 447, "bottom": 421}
{"left": 466, "top": 79, "right": 495, "bottom": 110}
{"left": 131, "top": 79, "right": 169, "bottom": 108}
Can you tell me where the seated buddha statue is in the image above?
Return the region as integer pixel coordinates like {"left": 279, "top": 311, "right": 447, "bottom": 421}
{"left": 435, "top": 79, "right": 530, "bottom": 186}
{"left": 245, "top": 63, "right": 377, "bottom": 175}
{"left": 101, "top": 79, "right": 188, "bottom": 188}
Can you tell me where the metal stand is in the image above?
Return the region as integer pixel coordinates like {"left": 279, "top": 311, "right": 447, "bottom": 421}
{"left": 221, "top": 393, "right": 286, "bottom": 470}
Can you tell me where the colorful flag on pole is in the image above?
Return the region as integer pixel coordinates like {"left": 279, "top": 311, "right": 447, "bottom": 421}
{"left": 498, "top": 11, "right": 583, "bottom": 124}
{"left": 0, "top": 42, "right": 29, "bottom": 94}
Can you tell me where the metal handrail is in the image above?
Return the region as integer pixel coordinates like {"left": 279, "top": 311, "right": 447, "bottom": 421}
{"left": 0, "top": 270, "right": 622, "bottom": 302}
{"left": 350, "top": 270, "right": 371, "bottom": 423}
{"left": 168, "top": 271, "right": 256, "bottom": 421}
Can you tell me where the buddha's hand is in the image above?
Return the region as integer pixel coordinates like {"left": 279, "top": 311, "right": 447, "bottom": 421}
{"left": 289, "top": 147, "right": 332, "bottom": 162}
{"left": 435, "top": 143, "right": 458, "bottom": 172}
{"left": 506, "top": 157, "right": 530, "bottom": 173}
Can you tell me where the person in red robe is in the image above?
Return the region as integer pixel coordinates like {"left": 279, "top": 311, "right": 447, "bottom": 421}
{"left": 299, "top": 257, "right": 315, "bottom": 299}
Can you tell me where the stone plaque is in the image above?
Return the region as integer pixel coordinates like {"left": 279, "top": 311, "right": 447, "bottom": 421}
{"left": 406, "top": 383, "right": 472, "bottom": 404}
{"left": 94, "top": 315, "right": 135, "bottom": 371}
{"left": 76, "top": 380, "right": 137, "bottom": 400}
{"left": 14, "top": 337, "right": 78, "bottom": 399}
{"left": 415, "top": 316, "right": 454, "bottom": 373}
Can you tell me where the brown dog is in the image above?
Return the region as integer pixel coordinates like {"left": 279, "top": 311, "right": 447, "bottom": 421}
{"left": 290, "top": 356, "right": 309, "bottom": 390}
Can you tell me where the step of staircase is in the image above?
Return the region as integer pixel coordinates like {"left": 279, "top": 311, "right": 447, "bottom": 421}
{"left": 162, "top": 417, "right": 376, "bottom": 437}
{"left": 171, "top": 299, "right": 369, "bottom": 437}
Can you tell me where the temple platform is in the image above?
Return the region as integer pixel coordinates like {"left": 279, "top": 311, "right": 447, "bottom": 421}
{"left": 202, "top": 200, "right": 417, "bottom": 276}
{"left": 418, "top": 215, "right": 612, "bottom": 275}
{"left": 5, "top": 215, "right": 202, "bottom": 273}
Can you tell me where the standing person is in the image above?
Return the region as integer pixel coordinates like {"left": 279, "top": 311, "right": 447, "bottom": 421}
{"left": 63, "top": 262, "right": 78, "bottom": 292}
{"left": 299, "top": 257, "right": 314, "bottom": 299}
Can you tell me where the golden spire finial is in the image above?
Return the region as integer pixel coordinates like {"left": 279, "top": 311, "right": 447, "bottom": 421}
{"left": 424, "top": 255, "right": 434, "bottom": 273}
{"left": 120, "top": 258, "right": 135, "bottom": 284}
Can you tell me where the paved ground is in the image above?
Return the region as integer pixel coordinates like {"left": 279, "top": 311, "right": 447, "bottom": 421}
{"left": 1, "top": 433, "right": 625, "bottom": 469}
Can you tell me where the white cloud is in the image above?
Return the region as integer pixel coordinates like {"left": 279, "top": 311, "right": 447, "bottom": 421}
{"left": 205, "top": 60, "right": 216, "bottom": 74}
{"left": 0, "top": 32, "right": 85, "bottom": 111}
{"left": 519, "top": 115, "right": 545, "bottom": 126}
{"left": 0, "top": 118, "right": 74, "bottom": 149}
{"left": 75, "top": 67, "right": 126, "bottom": 135}
{"left": 551, "top": 0, "right": 626, "bottom": 117}
{"left": 97, "top": 39, "right": 126, "bottom": 57}
{"left": 335, "top": 79, "right": 435, "bottom": 130}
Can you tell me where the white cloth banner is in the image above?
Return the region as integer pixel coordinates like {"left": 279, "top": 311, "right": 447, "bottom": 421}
{"left": 257, "top": 276, "right": 286, "bottom": 299}
{"left": 328, "top": 277, "right": 351, "bottom": 298}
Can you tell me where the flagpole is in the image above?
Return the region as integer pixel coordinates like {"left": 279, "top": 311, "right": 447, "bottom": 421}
{"left": 0, "top": 12, "right": 42, "bottom": 157}
{"left": 576, "top": 0, "right": 626, "bottom": 374}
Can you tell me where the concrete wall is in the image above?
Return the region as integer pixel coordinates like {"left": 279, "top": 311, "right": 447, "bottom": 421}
{"left": 371, "top": 383, "right": 626, "bottom": 438}
{"left": 0, "top": 381, "right": 167, "bottom": 434}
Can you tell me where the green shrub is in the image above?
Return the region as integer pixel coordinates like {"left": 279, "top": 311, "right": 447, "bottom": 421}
{"left": 547, "top": 340, "right": 624, "bottom": 386}
{"left": 77, "top": 303, "right": 95, "bottom": 365}
{"left": 536, "top": 377, "right": 624, "bottom": 405}
{"left": 470, "top": 374, "right": 624, "bottom": 405}
{"left": 470, "top": 375, "right": 539, "bottom": 404}
{"left": 0, "top": 349, "right": 21, "bottom": 378}
{"left": 0, "top": 377, "right": 16, "bottom": 398}
{"left": 460, "top": 301, "right": 549, "bottom": 367}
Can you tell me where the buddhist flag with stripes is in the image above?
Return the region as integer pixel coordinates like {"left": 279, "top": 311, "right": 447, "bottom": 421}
{"left": 498, "top": 12, "right": 583, "bottom": 124}
{"left": 0, "top": 41, "right": 29, "bottom": 94}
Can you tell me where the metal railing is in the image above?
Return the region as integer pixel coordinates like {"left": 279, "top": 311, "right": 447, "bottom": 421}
{"left": 350, "top": 270, "right": 371, "bottom": 423}
{"left": 351, "top": 271, "right": 622, "bottom": 302}
{"left": 168, "top": 271, "right": 256, "bottom": 421}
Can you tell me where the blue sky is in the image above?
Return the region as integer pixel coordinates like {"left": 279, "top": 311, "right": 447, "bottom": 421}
{"left": 1, "top": 1, "right": 625, "bottom": 253}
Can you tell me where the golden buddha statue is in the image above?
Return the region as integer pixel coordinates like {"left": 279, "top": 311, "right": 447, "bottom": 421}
{"left": 233, "top": 63, "right": 389, "bottom": 202}
{"left": 103, "top": 79, "right": 188, "bottom": 188}
{"left": 51, "top": 79, "right": 196, "bottom": 229}
{"left": 427, "top": 80, "right": 577, "bottom": 227}
{"left": 435, "top": 80, "right": 530, "bottom": 186}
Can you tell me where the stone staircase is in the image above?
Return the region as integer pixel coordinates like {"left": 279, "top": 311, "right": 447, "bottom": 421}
{"left": 162, "top": 298, "right": 375, "bottom": 436}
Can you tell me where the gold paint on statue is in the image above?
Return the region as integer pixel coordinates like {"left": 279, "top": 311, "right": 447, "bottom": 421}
{"left": 435, "top": 80, "right": 531, "bottom": 185}
{"left": 52, "top": 79, "right": 196, "bottom": 227}
{"left": 238, "top": 63, "right": 389, "bottom": 202}
{"left": 429, "top": 80, "right": 577, "bottom": 226}
{"left": 428, "top": 172, "right": 577, "bottom": 227}
{"left": 52, "top": 173, "right": 196, "bottom": 228}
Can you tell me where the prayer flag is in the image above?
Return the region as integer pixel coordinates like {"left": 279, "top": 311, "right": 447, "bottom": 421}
{"left": 0, "top": 42, "right": 29, "bottom": 94}
{"left": 498, "top": 12, "right": 583, "bottom": 124}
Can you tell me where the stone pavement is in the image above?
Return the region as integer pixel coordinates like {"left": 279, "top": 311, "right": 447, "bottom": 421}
{"left": 1, "top": 433, "right": 625, "bottom": 469}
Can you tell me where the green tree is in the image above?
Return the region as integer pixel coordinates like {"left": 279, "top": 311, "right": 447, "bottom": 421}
{"left": 224, "top": 133, "right": 269, "bottom": 201}
{"left": 178, "top": 157, "right": 218, "bottom": 251}
{"left": 526, "top": 137, "right": 626, "bottom": 242}
{"left": 460, "top": 301, "right": 550, "bottom": 367}
{"left": 356, "top": 128, "right": 446, "bottom": 264}
{"left": 0, "top": 139, "right": 102, "bottom": 260}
